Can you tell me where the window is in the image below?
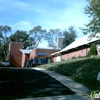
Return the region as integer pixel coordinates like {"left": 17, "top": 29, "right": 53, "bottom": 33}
{"left": 98, "top": 48, "right": 100, "bottom": 54}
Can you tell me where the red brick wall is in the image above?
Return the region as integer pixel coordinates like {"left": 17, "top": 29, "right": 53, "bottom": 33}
{"left": 36, "top": 49, "right": 59, "bottom": 57}
{"left": 9, "top": 42, "right": 23, "bottom": 67}
{"left": 30, "top": 49, "right": 36, "bottom": 59}
{"left": 61, "top": 48, "right": 88, "bottom": 60}
{"left": 52, "top": 47, "right": 89, "bottom": 62}
{"left": 52, "top": 56, "right": 56, "bottom": 62}
{"left": 61, "top": 52, "right": 71, "bottom": 60}
{"left": 25, "top": 54, "right": 30, "bottom": 62}
{"left": 8, "top": 43, "right": 59, "bottom": 67}
{"left": 21, "top": 53, "right": 25, "bottom": 68}
{"left": 30, "top": 48, "right": 59, "bottom": 60}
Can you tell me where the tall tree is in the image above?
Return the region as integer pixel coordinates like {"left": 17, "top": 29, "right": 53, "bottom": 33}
{"left": 29, "top": 26, "right": 46, "bottom": 49}
{"left": 63, "top": 26, "right": 77, "bottom": 48}
{"left": 82, "top": 0, "right": 100, "bottom": 36}
{"left": 45, "top": 29, "right": 63, "bottom": 49}
{"left": 0, "top": 25, "right": 11, "bottom": 61}
{"left": 9, "top": 30, "right": 34, "bottom": 49}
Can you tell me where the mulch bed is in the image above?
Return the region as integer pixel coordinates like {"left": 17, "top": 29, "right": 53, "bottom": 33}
{"left": 0, "top": 67, "right": 75, "bottom": 99}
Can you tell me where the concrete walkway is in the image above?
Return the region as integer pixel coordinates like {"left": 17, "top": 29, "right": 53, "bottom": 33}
{"left": 24, "top": 67, "right": 91, "bottom": 100}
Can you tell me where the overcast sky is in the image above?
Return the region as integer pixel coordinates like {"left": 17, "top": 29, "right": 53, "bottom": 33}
{"left": 0, "top": 0, "right": 90, "bottom": 48}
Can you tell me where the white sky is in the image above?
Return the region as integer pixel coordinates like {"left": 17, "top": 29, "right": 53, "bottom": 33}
{"left": 0, "top": 0, "right": 90, "bottom": 48}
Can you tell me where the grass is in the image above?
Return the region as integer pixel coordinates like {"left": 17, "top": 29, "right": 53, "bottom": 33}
{"left": 36, "top": 56, "right": 100, "bottom": 90}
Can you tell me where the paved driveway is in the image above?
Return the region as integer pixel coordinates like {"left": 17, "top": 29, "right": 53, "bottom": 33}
{"left": 0, "top": 67, "right": 75, "bottom": 99}
{"left": 0, "top": 67, "right": 91, "bottom": 100}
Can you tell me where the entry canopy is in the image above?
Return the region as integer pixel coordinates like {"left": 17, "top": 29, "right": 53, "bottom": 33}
{"left": 20, "top": 49, "right": 32, "bottom": 54}
{"left": 36, "top": 52, "right": 46, "bottom": 56}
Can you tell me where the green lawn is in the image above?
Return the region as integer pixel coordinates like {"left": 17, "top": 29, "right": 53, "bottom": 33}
{"left": 36, "top": 56, "right": 100, "bottom": 90}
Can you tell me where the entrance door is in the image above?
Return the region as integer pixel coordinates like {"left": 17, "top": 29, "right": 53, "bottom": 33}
{"left": 56, "top": 56, "right": 61, "bottom": 62}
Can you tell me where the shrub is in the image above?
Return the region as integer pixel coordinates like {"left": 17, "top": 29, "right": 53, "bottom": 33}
{"left": 88, "top": 43, "right": 97, "bottom": 56}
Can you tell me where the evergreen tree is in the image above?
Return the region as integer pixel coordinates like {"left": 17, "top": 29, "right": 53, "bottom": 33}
{"left": 88, "top": 43, "right": 97, "bottom": 56}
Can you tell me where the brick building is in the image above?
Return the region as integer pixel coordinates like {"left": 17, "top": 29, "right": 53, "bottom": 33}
{"left": 7, "top": 42, "right": 59, "bottom": 67}
{"left": 51, "top": 35, "right": 100, "bottom": 62}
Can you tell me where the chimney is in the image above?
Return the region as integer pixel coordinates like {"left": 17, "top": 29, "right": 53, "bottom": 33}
{"left": 57, "top": 38, "right": 63, "bottom": 49}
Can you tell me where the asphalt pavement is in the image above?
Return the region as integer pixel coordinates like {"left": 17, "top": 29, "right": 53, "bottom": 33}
{"left": 26, "top": 67, "right": 92, "bottom": 100}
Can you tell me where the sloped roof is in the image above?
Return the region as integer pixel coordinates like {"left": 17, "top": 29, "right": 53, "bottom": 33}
{"left": 51, "top": 35, "right": 100, "bottom": 55}
{"left": 20, "top": 49, "right": 32, "bottom": 54}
